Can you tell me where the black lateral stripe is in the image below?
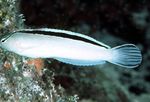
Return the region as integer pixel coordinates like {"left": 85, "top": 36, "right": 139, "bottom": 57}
{"left": 18, "top": 30, "right": 108, "bottom": 48}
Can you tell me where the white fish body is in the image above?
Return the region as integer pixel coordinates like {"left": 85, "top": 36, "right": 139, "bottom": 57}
{"left": 0, "top": 28, "right": 142, "bottom": 68}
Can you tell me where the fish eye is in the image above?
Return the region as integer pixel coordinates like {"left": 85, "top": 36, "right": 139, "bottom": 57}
{"left": 0, "top": 33, "right": 12, "bottom": 43}
{"left": 1, "top": 38, "right": 6, "bottom": 42}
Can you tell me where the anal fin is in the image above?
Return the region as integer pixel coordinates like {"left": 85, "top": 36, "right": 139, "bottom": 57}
{"left": 54, "top": 57, "right": 106, "bottom": 66}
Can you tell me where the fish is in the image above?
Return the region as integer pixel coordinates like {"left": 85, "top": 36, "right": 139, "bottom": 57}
{"left": 0, "top": 28, "right": 142, "bottom": 68}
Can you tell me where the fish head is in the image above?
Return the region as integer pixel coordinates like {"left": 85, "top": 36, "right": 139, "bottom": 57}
{"left": 0, "top": 32, "right": 37, "bottom": 56}
{"left": 0, "top": 32, "right": 17, "bottom": 51}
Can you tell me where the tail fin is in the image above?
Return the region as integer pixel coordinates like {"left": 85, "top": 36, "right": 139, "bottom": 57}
{"left": 107, "top": 44, "right": 142, "bottom": 68}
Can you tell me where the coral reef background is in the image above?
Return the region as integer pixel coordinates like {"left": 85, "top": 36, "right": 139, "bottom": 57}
{"left": 0, "top": 0, "right": 150, "bottom": 102}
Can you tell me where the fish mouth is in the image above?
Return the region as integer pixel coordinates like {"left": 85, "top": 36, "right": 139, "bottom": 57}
{"left": 0, "top": 33, "right": 13, "bottom": 43}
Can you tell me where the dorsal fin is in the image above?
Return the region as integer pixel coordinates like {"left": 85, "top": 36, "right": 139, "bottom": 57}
{"left": 16, "top": 28, "right": 111, "bottom": 49}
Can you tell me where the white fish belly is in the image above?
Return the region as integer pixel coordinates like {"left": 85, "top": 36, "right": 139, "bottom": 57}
{"left": 9, "top": 33, "right": 109, "bottom": 65}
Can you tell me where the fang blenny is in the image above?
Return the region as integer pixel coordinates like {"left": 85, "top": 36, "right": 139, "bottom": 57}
{"left": 0, "top": 28, "right": 142, "bottom": 68}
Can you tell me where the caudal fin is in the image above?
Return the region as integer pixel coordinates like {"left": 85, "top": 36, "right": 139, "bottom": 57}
{"left": 107, "top": 44, "right": 142, "bottom": 68}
